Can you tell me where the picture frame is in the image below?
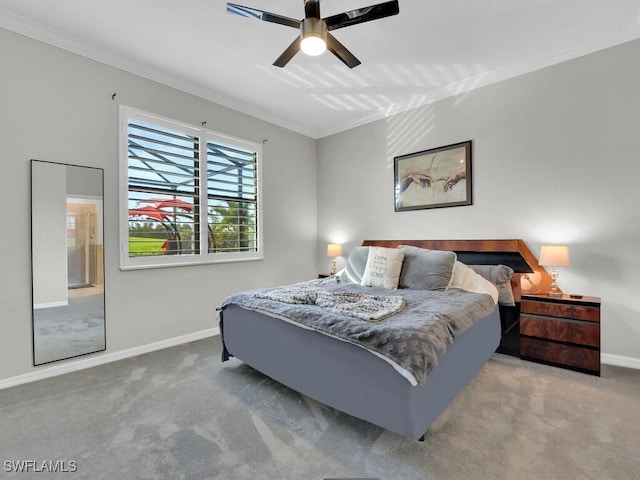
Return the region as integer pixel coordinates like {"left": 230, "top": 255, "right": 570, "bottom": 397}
{"left": 394, "top": 140, "right": 472, "bottom": 211}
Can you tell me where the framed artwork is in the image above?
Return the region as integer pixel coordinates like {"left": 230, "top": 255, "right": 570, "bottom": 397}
{"left": 394, "top": 140, "right": 472, "bottom": 212}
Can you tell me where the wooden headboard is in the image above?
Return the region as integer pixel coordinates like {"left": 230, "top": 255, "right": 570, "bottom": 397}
{"left": 362, "top": 239, "right": 554, "bottom": 299}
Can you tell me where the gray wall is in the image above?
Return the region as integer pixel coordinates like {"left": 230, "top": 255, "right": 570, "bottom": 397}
{"left": 317, "top": 39, "right": 640, "bottom": 365}
{"left": 0, "top": 28, "right": 318, "bottom": 382}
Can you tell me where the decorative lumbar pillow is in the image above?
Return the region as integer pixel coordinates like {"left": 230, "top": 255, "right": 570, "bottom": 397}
{"left": 339, "top": 246, "right": 370, "bottom": 284}
{"left": 360, "top": 246, "right": 405, "bottom": 289}
{"left": 468, "top": 264, "right": 515, "bottom": 306}
{"left": 398, "top": 245, "right": 457, "bottom": 290}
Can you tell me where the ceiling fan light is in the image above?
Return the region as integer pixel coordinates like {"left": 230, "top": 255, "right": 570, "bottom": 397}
{"left": 300, "top": 17, "right": 327, "bottom": 56}
{"left": 301, "top": 35, "right": 326, "bottom": 56}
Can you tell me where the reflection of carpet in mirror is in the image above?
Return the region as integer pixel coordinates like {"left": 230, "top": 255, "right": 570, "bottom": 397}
{"left": 33, "top": 285, "right": 105, "bottom": 364}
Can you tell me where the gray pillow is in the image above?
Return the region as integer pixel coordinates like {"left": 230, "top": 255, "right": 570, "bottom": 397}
{"left": 398, "top": 245, "right": 457, "bottom": 290}
{"left": 468, "top": 265, "right": 515, "bottom": 306}
{"left": 339, "top": 246, "right": 370, "bottom": 284}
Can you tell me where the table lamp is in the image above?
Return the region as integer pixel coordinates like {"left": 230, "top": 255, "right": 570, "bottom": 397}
{"left": 327, "top": 243, "right": 342, "bottom": 275}
{"left": 538, "top": 245, "right": 570, "bottom": 297}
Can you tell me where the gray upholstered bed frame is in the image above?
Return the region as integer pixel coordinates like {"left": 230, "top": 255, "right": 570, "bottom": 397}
{"left": 219, "top": 239, "right": 547, "bottom": 440}
{"left": 221, "top": 303, "right": 500, "bottom": 440}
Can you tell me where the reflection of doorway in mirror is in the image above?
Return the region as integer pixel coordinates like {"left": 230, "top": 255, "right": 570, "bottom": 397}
{"left": 67, "top": 200, "right": 103, "bottom": 288}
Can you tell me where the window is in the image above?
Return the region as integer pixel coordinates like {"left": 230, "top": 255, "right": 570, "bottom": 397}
{"left": 119, "top": 106, "right": 262, "bottom": 269}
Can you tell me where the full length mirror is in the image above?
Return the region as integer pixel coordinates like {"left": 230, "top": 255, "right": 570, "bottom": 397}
{"left": 31, "top": 160, "right": 106, "bottom": 365}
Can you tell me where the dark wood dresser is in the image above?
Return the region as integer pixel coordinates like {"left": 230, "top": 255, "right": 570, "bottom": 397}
{"left": 519, "top": 294, "right": 601, "bottom": 376}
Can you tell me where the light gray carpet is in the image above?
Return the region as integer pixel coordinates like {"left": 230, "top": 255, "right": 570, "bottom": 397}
{"left": 1, "top": 336, "right": 639, "bottom": 480}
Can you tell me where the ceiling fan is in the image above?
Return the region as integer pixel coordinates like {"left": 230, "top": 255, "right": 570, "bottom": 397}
{"left": 226, "top": 0, "right": 400, "bottom": 68}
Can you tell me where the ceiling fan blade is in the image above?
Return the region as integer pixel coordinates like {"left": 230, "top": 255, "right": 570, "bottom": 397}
{"left": 325, "top": 0, "right": 399, "bottom": 31}
{"left": 273, "top": 37, "right": 302, "bottom": 68}
{"left": 227, "top": 3, "right": 300, "bottom": 29}
{"left": 304, "top": 0, "right": 321, "bottom": 19}
{"left": 325, "top": 33, "right": 361, "bottom": 69}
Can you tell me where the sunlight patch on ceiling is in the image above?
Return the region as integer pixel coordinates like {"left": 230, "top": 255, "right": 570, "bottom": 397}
{"left": 300, "top": 61, "right": 489, "bottom": 117}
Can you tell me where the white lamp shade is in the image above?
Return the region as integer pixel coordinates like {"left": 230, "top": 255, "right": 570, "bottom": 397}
{"left": 327, "top": 243, "right": 342, "bottom": 257}
{"left": 539, "top": 245, "right": 570, "bottom": 267}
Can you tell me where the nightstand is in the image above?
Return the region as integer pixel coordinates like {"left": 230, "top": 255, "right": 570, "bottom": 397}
{"left": 520, "top": 294, "right": 601, "bottom": 376}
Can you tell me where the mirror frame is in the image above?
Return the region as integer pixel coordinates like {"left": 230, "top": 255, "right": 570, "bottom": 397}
{"left": 30, "top": 159, "right": 106, "bottom": 365}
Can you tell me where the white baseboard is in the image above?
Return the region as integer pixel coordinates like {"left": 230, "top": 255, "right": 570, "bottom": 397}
{"left": 34, "top": 300, "right": 68, "bottom": 309}
{"left": 0, "top": 327, "right": 219, "bottom": 391}
{"left": 601, "top": 353, "right": 640, "bottom": 370}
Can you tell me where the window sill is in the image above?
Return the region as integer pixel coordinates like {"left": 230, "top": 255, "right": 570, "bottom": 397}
{"left": 119, "top": 253, "right": 263, "bottom": 271}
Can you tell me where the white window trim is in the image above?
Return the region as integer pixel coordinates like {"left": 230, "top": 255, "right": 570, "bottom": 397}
{"left": 119, "top": 105, "right": 263, "bottom": 270}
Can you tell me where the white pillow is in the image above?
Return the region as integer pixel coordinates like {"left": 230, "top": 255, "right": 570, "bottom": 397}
{"left": 360, "top": 246, "right": 405, "bottom": 290}
{"left": 448, "top": 261, "right": 499, "bottom": 304}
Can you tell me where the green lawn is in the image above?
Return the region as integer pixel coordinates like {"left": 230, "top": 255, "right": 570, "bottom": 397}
{"left": 129, "top": 237, "right": 165, "bottom": 256}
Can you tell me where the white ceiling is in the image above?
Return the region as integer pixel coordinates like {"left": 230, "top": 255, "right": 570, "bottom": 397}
{"left": 2, "top": 0, "right": 640, "bottom": 139}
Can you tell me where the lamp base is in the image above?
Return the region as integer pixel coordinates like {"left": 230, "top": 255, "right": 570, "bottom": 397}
{"left": 548, "top": 268, "right": 562, "bottom": 297}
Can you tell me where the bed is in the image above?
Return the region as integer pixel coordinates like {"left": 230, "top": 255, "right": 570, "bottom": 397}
{"left": 218, "top": 239, "right": 549, "bottom": 440}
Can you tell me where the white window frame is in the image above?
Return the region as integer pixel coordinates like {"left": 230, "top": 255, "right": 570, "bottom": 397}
{"left": 119, "top": 105, "right": 263, "bottom": 270}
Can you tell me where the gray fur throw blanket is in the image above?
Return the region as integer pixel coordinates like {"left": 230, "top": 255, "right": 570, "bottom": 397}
{"left": 255, "top": 285, "right": 405, "bottom": 321}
